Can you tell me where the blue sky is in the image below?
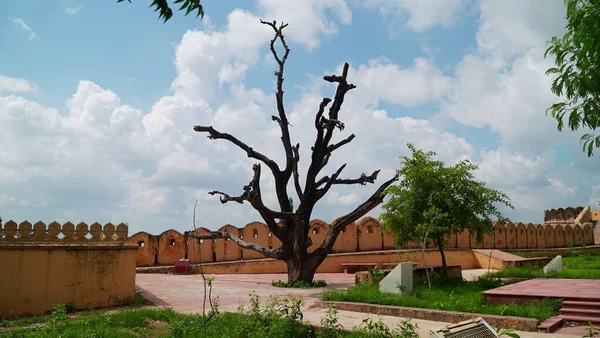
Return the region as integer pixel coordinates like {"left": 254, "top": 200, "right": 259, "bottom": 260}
{"left": 1, "top": 0, "right": 598, "bottom": 235}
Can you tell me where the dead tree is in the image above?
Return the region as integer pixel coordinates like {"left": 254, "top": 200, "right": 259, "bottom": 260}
{"left": 187, "top": 20, "right": 398, "bottom": 284}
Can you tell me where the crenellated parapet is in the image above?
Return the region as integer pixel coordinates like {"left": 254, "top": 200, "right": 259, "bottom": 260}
{"left": 0, "top": 220, "right": 128, "bottom": 242}
{"left": 129, "top": 218, "right": 597, "bottom": 267}
{"left": 544, "top": 206, "right": 586, "bottom": 223}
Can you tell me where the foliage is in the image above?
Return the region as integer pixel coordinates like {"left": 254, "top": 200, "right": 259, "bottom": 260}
{"left": 380, "top": 143, "right": 513, "bottom": 271}
{"left": 368, "top": 267, "right": 385, "bottom": 284}
{"left": 584, "top": 322, "right": 600, "bottom": 337}
{"left": 117, "top": 0, "right": 204, "bottom": 23}
{"left": 488, "top": 265, "right": 600, "bottom": 280}
{"left": 321, "top": 278, "right": 560, "bottom": 321}
{"left": 1, "top": 294, "right": 421, "bottom": 338}
{"left": 545, "top": 0, "right": 600, "bottom": 156}
{"left": 271, "top": 279, "right": 328, "bottom": 288}
{"left": 563, "top": 253, "right": 600, "bottom": 269}
{"left": 319, "top": 305, "right": 344, "bottom": 338}
{"left": 497, "top": 327, "right": 520, "bottom": 338}
{"left": 349, "top": 317, "right": 419, "bottom": 338}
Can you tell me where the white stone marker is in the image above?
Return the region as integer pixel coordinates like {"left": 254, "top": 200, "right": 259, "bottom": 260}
{"left": 543, "top": 255, "right": 562, "bottom": 274}
{"left": 379, "top": 261, "right": 413, "bottom": 295}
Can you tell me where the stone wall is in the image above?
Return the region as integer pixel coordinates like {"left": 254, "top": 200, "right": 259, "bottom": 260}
{"left": 0, "top": 221, "right": 137, "bottom": 318}
{"left": 128, "top": 218, "right": 596, "bottom": 267}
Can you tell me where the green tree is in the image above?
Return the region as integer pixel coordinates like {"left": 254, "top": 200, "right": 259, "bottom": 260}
{"left": 379, "top": 144, "right": 513, "bottom": 276}
{"left": 117, "top": 0, "right": 204, "bottom": 22}
{"left": 545, "top": 0, "right": 600, "bottom": 156}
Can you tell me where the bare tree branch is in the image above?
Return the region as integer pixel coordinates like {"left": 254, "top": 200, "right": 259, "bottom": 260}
{"left": 186, "top": 230, "right": 283, "bottom": 259}
{"left": 327, "top": 133, "right": 355, "bottom": 153}
{"left": 316, "top": 169, "right": 381, "bottom": 188}
{"left": 194, "top": 125, "right": 280, "bottom": 175}
{"left": 315, "top": 163, "right": 346, "bottom": 202}
{"left": 261, "top": 20, "right": 294, "bottom": 176}
{"left": 311, "top": 174, "right": 399, "bottom": 256}
{"left": 209, "top": 164, "right": 295, "bottom": 220}
{"left": 291, "top": 143, "right": 303, "bottom": 200}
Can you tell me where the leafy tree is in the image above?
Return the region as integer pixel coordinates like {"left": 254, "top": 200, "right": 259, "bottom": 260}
{"left": 545, "top": 0, "right": 600, "bottom": 156}
{"left": 379, "top": 144, "right": 513, "bottom": 276}
{"left": 117, "top": 0, "right": 204, "bottom": 22}
{"left": 186, "top": 21, "right": 398, "bottom": 284}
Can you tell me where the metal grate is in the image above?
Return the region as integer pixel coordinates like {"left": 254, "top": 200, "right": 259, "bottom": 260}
{"left": 443, "top": 323, "right": 497, "bottom": 338}
{"left": 430, "top": 317, "right": 499, "bottom": 338}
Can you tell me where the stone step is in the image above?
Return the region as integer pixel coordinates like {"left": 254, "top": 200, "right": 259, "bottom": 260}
{"left": 560, "top": 314, "right": 600, "bottom": 324}
{"left": 562, "top": 300, "right": 600, "bottom": 311}
{"left": 536, "top": 316, "right": 564, "bottom": 333}
{"left": 560, "top": 308, "right": 600, "bottom": 317}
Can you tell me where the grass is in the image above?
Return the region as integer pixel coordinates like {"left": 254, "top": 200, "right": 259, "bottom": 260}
{"left": 321, "top": 278, "right": 560, "bottom": 321}
{"left": 271, "top": 280, "right": 328, "bottom": 288}
{"left": 0, "top": 293, "right": 153, "bottom": 329}
{"left": 489, "top": 254, "right": 600, "bottom": 280}
{"left": 1, "top": 300, "right": 419, "bottom": 338}
{"left": 562, "top": 254, "right": 600, "bottom": 269}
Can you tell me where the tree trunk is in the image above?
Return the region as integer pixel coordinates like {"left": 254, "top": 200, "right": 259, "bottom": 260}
{"left": 286, "top": 257, "right": 320, "bottom": 284}
{"left": 436, "top": 240, "right": 448, "bottom": 278}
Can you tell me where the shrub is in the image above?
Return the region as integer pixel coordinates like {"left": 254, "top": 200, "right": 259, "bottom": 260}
{"left": 271, "top": 279, "right": 327, "bottom": 288}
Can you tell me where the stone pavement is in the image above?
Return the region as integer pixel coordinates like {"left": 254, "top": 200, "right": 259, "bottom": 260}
{"left": 135, "top": 271, "right": 583, "bottom": 337}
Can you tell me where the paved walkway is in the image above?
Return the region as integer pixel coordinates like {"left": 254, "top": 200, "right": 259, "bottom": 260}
{"left": 484, "top": 278, "right": 600, "bottom": 301}
{"left": 135, "top": 271, "right": 584, "bottom": 337}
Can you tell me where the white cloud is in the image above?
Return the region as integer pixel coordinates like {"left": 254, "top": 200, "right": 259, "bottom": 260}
{"left": 61, "top": 0, "right": 82, "bottom": 15}
{"left": 442, "top": 0, "right": 570, "bottom": 153}
{"left": 364, "top": 0, "right": 466, "bottom": 33}
{"left": 0, "top": 194, "right": 16, "bottom": 205}
{"left": 257, "top": 0, "right": 352, "bottom": 49}
{"left": 4, "top": 1, "right": 598, "bottom": 233}
{"left": 548, "top": 179, "right": 577, "bottom": 197}
{"left": 0, "top": 75, "right": 37, "bottom": 94}
{"left": 353, "top": 57, "right": 452, "bottom": 107}
{"left": 10, "top": 17, "right": 36, "bottom": 41}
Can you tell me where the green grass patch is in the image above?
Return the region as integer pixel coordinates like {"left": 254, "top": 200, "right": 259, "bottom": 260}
{"left": 488, "top": 254, "right": 600, "bottom": 280}
{"left": 271, "top": 280, "right": 328, "bottom": 288}
{"left": 562, "top": 254, "right": 600, "bottom": 270}
{"left": 0, "top": 293, "right": 152, "bottom": 329}
{"left": 321, "top": 278, "right": 560, "bottom": 321}
{"left": 488, "top": 266, "right": 600, "bottom": 279}
{"left": 1, "top": 301, "right": 420, "bottom": 338}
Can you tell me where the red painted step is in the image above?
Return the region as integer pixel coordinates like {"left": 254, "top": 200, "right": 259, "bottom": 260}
{"left": 560, "top": 308, "right": 600, "bottom": 317}
{"left": 560, "top": 315, "right": 600, "bottom": 324}
{"left": 537, "top": 316, "right": 564, "bottom": 333}
{"left": 562, "top": 301, "right": 600, "bottom": 311}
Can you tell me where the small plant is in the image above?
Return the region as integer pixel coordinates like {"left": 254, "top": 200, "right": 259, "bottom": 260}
{"left": 368, "top": 267, "right": 385, "bottom": 284}
{"left": 496, "top": 327, "right": 520, "bottom": 338}
{"left": 208, "top": 295, "right": 220, "bottom": 317}
{"left": 278, "top": 296, "right": 304, "bottom": 322}
{"left": 358, "top": 316, "right": 393, "bottom": 337}
{"left": 394, "top": 319, "right": 419, "bottom": 338}
{"left": 584, "top": 322, "right": 600, "bottom": 337}
{"left": 319, "top": 305, "right": 343, "bottom": 338}
{"left": 271, "top": 279, "right": 327, "bottom": 288}
{"left": 249, "top": 291, "right": 261, "bottom": 317}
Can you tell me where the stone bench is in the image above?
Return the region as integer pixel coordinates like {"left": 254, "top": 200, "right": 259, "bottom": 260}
{"left": 341, "top": 262, "right": 379, "bottom": 274}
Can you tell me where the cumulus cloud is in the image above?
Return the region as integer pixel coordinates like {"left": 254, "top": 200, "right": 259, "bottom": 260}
{"left": 363, "top": 0, "right": 466, "bottom": 33}
{"left": 0, "top": 75, "right": 37, "bottom": 94}
{"left": 3, "top": 0, "right": 597, "bottom": 233}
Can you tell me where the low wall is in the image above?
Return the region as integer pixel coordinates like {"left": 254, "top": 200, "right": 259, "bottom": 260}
{"left": 137, "top": 249, "right": 479, "bottom": 274}
{"left": 0, "top": 242, "right": 137, "bottom": 318}
{"left": 129, "top": 216, "right": 596, "bottom": 267}
{"left": 0, "top": 220, "right": 137, "bottom": 318}
{"left": 314, "top": 301, "right": 539, "bottom": 332}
